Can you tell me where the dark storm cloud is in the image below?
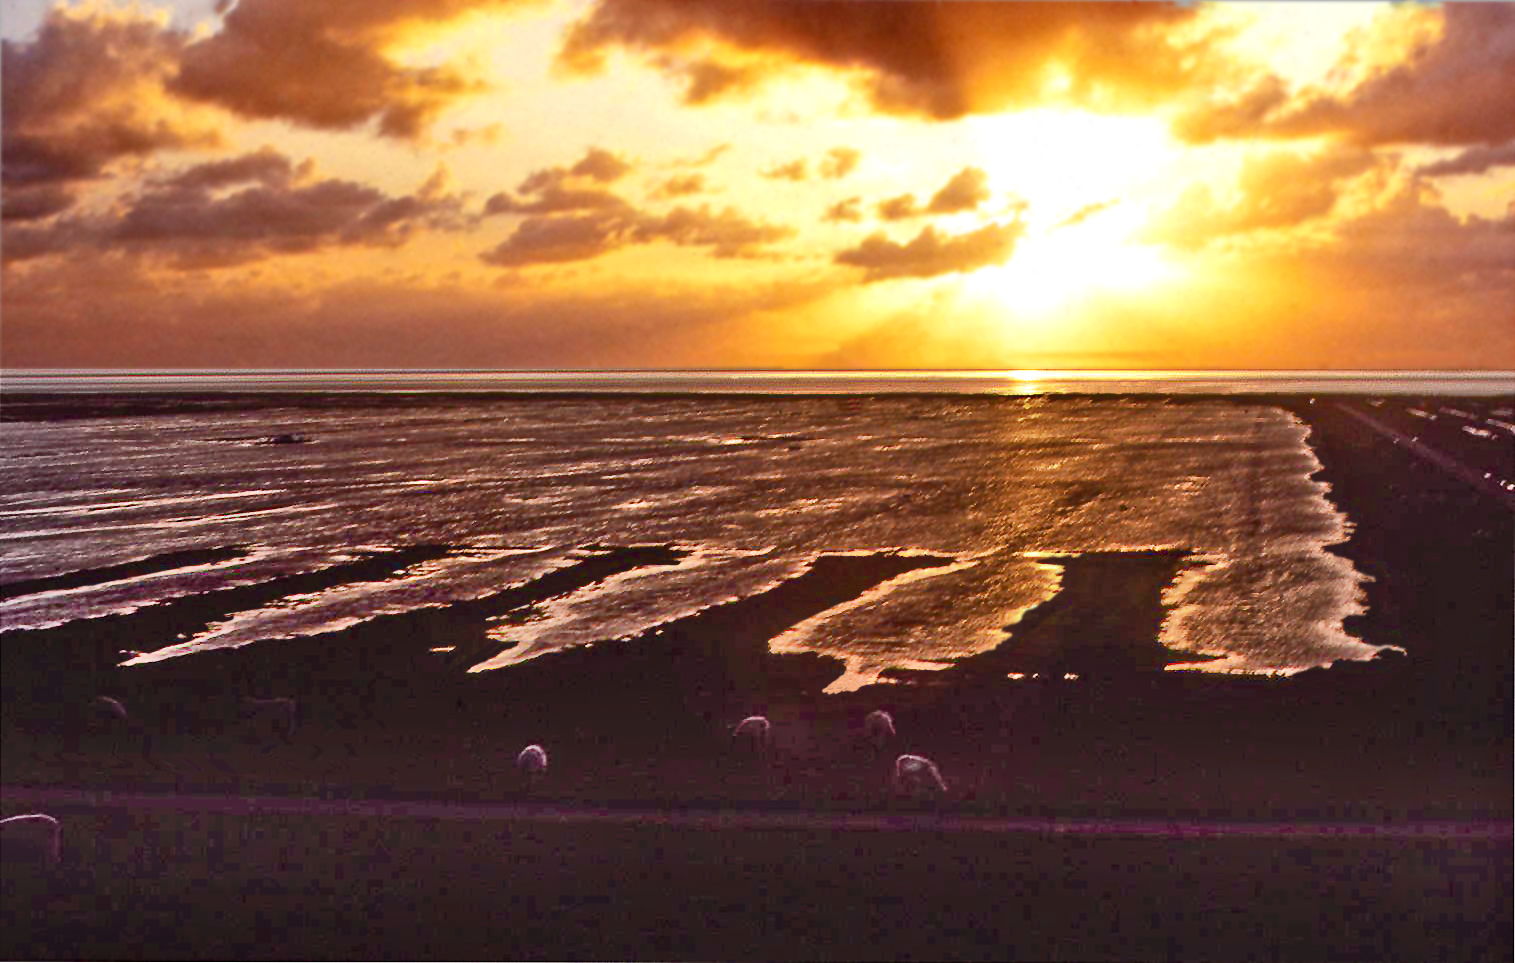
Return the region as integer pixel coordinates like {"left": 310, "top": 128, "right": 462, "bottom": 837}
{"left": 834, "top": 219, "right": 1025, "bottom": 281}
{"left": 558, "top": 0, "right": 1212, "bottom": 120}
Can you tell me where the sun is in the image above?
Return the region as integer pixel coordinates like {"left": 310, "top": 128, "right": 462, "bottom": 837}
{"left": 964, "top": 206, "right": 1182, "bottom": 317}
{"left": 958, "top": 108, "right": 1186, "bottom": 315}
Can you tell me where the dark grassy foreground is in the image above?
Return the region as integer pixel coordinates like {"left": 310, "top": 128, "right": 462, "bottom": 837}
{"left": 2, "top": 393, "right": 1511, "bottom": 960}
{"left": 4, "top": 806, "right": 1508, "bottom": 962}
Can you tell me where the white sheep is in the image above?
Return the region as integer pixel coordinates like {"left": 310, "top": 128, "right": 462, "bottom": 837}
{"left": 864, "top": 709, "right": 896, "bottom": 751}
{"left": 731, "top": 715, "right": 772, "bottom": 755}
{"left": 516, "top": 744, "right": 549, "bottom": 790}
{"left": 893, "top": 754, "right": 948, "bottom": 797}
{"left": 91, "top": 695, "right": 129, "bottom": 725}
{"left": 241, "top": 697, "right": 298, "bottom": 742}
{"left": 1, "top": 814, "right": 61, "bottom": 870}
{"left": 88, "top": 695, "right": 154, "bottom": 758}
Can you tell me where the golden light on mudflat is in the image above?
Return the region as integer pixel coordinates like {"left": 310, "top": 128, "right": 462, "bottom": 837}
{"left": 1, "top": 0, "right": 1511, "bottom": 370}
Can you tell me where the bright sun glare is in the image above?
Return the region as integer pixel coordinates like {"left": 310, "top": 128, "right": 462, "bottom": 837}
{"left": 962, "top": 109, "right": 1185, "bottom": 316}
{"left": 965, "top": 207, "right": 1183, "bottom": 317}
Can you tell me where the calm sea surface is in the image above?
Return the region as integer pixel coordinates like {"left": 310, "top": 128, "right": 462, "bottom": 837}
{"left": 3, "top": 371, "right": 1510, "bottom": 690}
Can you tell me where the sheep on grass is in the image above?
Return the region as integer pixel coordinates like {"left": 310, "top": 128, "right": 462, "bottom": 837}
{"left": 1, "top": 814, "right": 60, "bottom": 871}
{"left": 516, "top": 744, "right": 549, "bottom": 792}
{"left": 731, "top": 715, "right": 772, "bottom": 756}
{"left": 893, "top": 754, "right": 948, "bottom": 798}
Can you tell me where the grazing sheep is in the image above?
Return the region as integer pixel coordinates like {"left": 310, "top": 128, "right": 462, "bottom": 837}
{"left": 893, "top": 754, "right": 948, "bottom": 797}
{"left": 1, "top": 814, "right": 60, "bottom": 870}
{"left": 87, "top": 695, "right": 153, "bottom": 758}
{"left": 241, "top": 697, "right": 298, "bottom": 743}
{"left": 516, "top": 744, "right": 549, "bottom": 790}
{"left": 864, "top": 710, "right": 896, "bottom": 751}
{"left": 91, "top": 695, "right": 129, "bottom": 725}
{"left": 731, "top": 715, "right": 772, "bottom": 755}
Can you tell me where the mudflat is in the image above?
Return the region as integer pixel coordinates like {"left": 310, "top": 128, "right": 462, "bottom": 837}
{"left": 3, "top": 394, "right": 1510, "bottom": 960}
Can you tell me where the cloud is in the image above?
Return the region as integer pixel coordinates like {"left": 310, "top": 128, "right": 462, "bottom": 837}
{"left": 478, "top": 210, "right": 629, "bottom": 267}
{"left": 484, "top": 147, "right": 635, "bottom": 215}
{"left": 481, "top": 203, "right": 792, "bottom": 267}
{"left": 819, "top": 147, "right": 861, "bottom": 180}
{"left": 1, "top": 184, "right": 75, "bottom": 223}
{"left": 668, "top": 143, "right": 732, "bottom": 168}
{"left": 1178, "top": 5, "right": 1515, "bottom": 147}
{"left": 169, "top": 0, "right": 528, "bottom": 138}
{"left": 926, "top": 167, "right": 990, "bottom": 214}
{"left": 834, "top": 220, "right": 1025, "bottom": 282}
{"left": 823, "top": 197, "right": 863, "bottom": 223}
{"left": 652, "top": 173, "right": 708, "bottom": 199}
{"left": 876, "top": 195, "right": 920, "bottom": 221}
{"left": 1142, "top": 147, "right": 1379, "bottom": 249}
{"left": 1055, "top": 200, "right": 1118, "bottom": 230}
{"left": 5, "top": 152, "right": 467, "bottom": 268}
{"left": 1417, "top": 140, "right": 1515, "bottom": 178}
{"left": 761, "top": 159, "right": 808, "bottom": 181}
{"left": 633, "top": 204, "right": 794, "bottom": 257}
{"left": 871, "top": 167, "right": 990, "bottom": 221}
{"left": 559, "top": 0, "right": 1214, "bottom": 120}
{"left": 159, "top": 145, "right": 308, "bottom": 191}
{"left": 2, "top": 5, "right": 220, "bottom": 220}
{"left": 566, "top": 147, "right": 633, "bottom": 183}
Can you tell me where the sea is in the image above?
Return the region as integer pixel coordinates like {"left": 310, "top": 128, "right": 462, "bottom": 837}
{"left": 3, "top": 370, "right": 1512, "bottom": 692}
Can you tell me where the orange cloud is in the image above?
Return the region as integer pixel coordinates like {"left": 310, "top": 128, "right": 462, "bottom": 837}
{"left": 170, "top": 0, "right": 529, "bottom": 138}
{"left": 481, "top": 203, "right": 793, "bottom": 267}
{"left": 1055, "top": 199, "right": 1118, "bottom": 230}
{"left": 925, "top": 166, "right": 990, "bottom": 214}
{"left": 652, "top": 173, "right": 709, "bottom": 199}
{"left": 559, "top": 0, "right": 1214, "bottom": 120}
{"left": 872, "top": 167, "right": 991, "bottom": 221}
{"left": 876, "top": 194, "right": 920, "bottom": 221}
{"left": 5, "top": 151, "right": 467, "bottom": 268}
{"left": 484, "top": 147, "right": 635, "bottom": 215}
{"left": 1142, "top": 147, "right": 1379, "bottom": 249}
{"left": 1417, "top": 141, "right": 1515, "bottom": 178}
{"left": 761, "top": 158, "right": 808, "bottom": 181}
{"left": 834, "top": 220, "right": 1025, "bottom": 281}
{"left": 823, "top": 197, "right": 864, "bottom": 223}
{"left": 2, "top": 6, "right": 220, "bottom": 220}
{"left": 819, "top": 147, "right": 861, "bottom": 180}
{"left": 1179, "top": 5, "right": 1515, "bottom": 148}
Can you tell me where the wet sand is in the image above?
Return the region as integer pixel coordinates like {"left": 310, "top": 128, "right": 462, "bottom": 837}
{"left": 3, "top": 392, "right": 1511, "bottom": 959}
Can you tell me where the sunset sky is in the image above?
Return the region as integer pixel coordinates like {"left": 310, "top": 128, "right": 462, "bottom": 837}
{"left": 2, "top": 0, "right": 1512, "bottom": 370}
